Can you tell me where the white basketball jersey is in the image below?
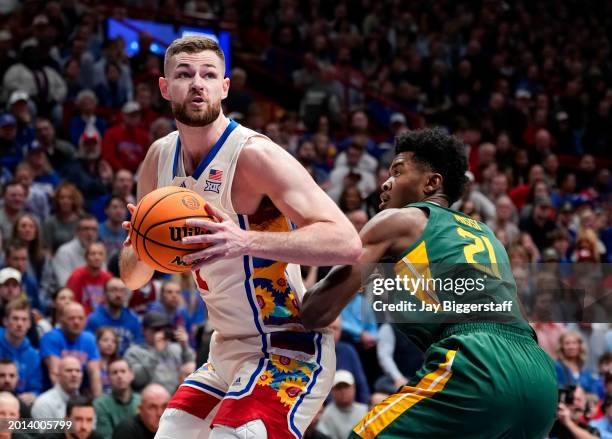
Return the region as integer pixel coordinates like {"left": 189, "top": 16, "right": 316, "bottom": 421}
{"left": 156, "top": 120, "right": 308, "bottom": 346}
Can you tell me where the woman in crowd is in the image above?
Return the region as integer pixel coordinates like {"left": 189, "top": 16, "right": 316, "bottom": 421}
{"left": 555, "top": 331, "right": 600, "bottom": 395}
{"left": 96, "top": 327, "right": 119, "bottom": 394}
{"left": 43, "top": 182, "right": 84, "bottom": 252}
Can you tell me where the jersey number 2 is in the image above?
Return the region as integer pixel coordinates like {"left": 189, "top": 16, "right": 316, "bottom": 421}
{"left": 456, "top": 227, "right": 501, "bottom": 278}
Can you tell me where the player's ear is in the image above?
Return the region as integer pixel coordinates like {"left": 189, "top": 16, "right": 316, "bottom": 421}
{"left": 424, "top": 173, "right": 443, "bottom": 195}
{"left": 159, "top": 76, "right": 170, "bottom": 101}
{"left": 222, "top": 77, "right": 230, "bottom": 99}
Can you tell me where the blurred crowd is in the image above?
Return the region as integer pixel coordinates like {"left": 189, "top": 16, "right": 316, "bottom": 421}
{"left": 0, "top": 0, "right": 610, "bottom": 438}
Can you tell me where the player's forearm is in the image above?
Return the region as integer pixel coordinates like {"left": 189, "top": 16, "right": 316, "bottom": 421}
{"left": 247, "top": 222, "right": 362, "bottom": 266}
{"left": 119, "top": 246, "right": 154, "bottom": 290}
{"left": 300, "top": 264, "right": 363, "bottom": 329}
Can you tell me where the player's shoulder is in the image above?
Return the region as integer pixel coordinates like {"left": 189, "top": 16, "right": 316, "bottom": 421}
{"left": 369, "top": 207, "right": 428, "bottom": 229}
{"left": 361, "top": 207, "right": 428, "bottom": 243}
{"left": 149, "top": 130, "right": 179, "bottom": 156}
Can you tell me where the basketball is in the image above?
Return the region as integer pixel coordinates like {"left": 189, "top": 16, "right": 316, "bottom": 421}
{"left": 129, "top": 186, "right": 214, "bottom": 273}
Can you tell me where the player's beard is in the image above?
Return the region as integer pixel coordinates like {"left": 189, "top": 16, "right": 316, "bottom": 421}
{"left": 172, "top": 98, "right": 221, "bottom": 127}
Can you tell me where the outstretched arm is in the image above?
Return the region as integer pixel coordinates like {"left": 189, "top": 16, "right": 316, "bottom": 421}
{"left": 183, "top": 138, "right": 362, "bottom": 267}
{"left": 300, "top": 208, "right": 425, "bottom": 330}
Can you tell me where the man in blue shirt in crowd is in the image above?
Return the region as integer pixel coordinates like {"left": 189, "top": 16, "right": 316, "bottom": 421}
{"left": 148, "top": 280, "right": 191, "bottom": 340}
{"left": 40, "top": 301, "right": 102, "bottom": 397}
{"left": 590, "top": 394, "right": 612, "bottom": 439}
{"left": 0, "top": 298, "right": 41, "bottom": 403}
{"left": 87, "top": 277, "right": 143, "bottom": 355}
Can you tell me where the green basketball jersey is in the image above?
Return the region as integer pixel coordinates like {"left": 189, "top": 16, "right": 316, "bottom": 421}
{"left": 386, "top": 201, "right": 532, "bottom": 350}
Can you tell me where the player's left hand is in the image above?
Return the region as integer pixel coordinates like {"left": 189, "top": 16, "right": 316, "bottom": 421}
{"left": 182, "top": 203, "right": 250, "bottom": 267}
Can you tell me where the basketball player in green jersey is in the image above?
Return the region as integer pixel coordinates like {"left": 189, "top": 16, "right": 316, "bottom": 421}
{"left": 301, "top": 128, "right": 557, "bottom": 438}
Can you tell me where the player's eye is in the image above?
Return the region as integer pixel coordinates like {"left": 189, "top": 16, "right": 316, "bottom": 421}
{"left": 177, "top": 72, "right": 190, "bottom": 78}
{"left": 205, "top": 73, "right": 216, "bottom": 79}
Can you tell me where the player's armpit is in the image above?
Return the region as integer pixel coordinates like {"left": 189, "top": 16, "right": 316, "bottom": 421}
{"left": 300, "top": 210, "right": 402, "bottom": 330}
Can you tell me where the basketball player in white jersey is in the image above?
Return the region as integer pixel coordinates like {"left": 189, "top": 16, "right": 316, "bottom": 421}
{"left": 119, "top": 36, "right": 361, "bottom": 439}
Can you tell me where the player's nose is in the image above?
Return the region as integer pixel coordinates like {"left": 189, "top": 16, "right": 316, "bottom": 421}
{"left": 381, "top": 178, "right": 392, "bottom": 192}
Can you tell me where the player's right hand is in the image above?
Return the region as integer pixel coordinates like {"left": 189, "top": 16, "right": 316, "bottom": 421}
{"left": 122, "top": 203, "right": 137, "bottom": 248}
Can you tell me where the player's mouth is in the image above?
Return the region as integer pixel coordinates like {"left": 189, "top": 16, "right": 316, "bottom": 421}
{"left": 379, "top": 193, "right": 390, "bottom": 209}
{"left": 190, "top": 96, "right": 206, "bottom": 106}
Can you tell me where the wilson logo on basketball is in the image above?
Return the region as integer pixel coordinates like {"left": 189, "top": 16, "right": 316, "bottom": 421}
{"left": 181, "top": 195, "right": 200, "bottom": 210}
{"left": 169, "top": 226, "right": 203, "bottom": 241}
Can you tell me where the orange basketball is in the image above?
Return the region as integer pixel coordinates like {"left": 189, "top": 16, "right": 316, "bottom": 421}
{"left": 129, "top": 186, "right": 214, "bottom": 273}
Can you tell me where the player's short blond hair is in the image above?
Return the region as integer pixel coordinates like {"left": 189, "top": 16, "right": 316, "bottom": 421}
{"left": 164, "top": 36, "right": 225, "bottom": 75}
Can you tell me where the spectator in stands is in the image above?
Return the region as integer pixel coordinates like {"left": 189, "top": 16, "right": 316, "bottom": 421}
{"left": 451, "top": 171, "right": 496, "bottom": 221}
{"left": 330, "top": 317, "right": 369, "bottom": 404}
{"left": 66, "top": 242, "right": 111, "bottom": 314}
{"left": 43, "top": 182, "right": 85, "bottom": 252}
{"left": 0, "top": 182, "right": 27, "bottom": 242}
{"left": 12, "top": 163, "right": 50, "bottom": 223}
{"left": 0, "top": 392, "right": 23, "bottom": 438}
{"left": 134, "top": 83, "right": 161, "bottom": 130}
{"left": 2, "top": 45, "right": 67, "bottom": 118}
{"left": 112, "top": 383, "right": 170, "bottom": 439}
{"left": 97, "top": 196, "right": 127, "bottom": 260}
{"left": 94, "top": 327, "right": 118, "bottom": 394}
{"left": 52, "top": 215, "right": 99, "bottom": 287}
{"left": 519, "top": 196, "right": 557, "bottom": 252}
{"left": 87, "top": 278, "right": 143, "bottom": 355}
{"left": 0, "top": 361, "right": 31, "bottom": 418}
{"left": 328, "top": 143, "right": 377, "bottom": 202}
{"left": 590, "top": 393, "right": 612, "bottom": 438}
{"left": 300, "top": 64, "right": 342, "bottom": 132}
{"left": 148, "top": 280, "right": 191, "bottom": 339}
{"left": 556, "top": 331, "right": 600, "bottom": 396}
{"left": 94, "top": 61, "right": 129, "bottom": 109}
{"left": 101, "top": 102, "right": 149, "bottom": 174}
{"left": 549, "top": 385, "right": 600, "bottom": 439}
{"left": 90, "top": 169, "right": 135, "bottom": 222}
{"left": 3, "top": 241, "right": 40, "bottom": 310}
{"left": 35, "top": 118, "right": 76, "bottom": 174}
{"left": 40, "top": 302, "right": 102, "bottom": 397}
{"left": 317, "top": 370, "right": 368, "bottom": 439}
{"left": 62, "top": 129, "right": 113, "bottom": 203}
{"left": 23, "top": 141, "right": 60, "bottom": 193}
{"left": 68, "top": 90, "right": 107, "bottom": 146}
{"left": 224, "top": 67, "right": 253, "bottom": 116}
{"left": 0, "top": 269, "right": 24, "bottom": 317}
{"left": 0, "top": 114, "right": 21, "bottom": 176}
{"left": 340, "top": 290, "right": 379, "bottom": 388}
{"left": 45, "top": 287, "right": 75, "bottom": 329}
{"left": 94, "top": 359, "right": 141, "bottom": 438}
{"left": 124, "top": 311, "right": 195, "bottom": 393}
{"left": 0, "top": 299, "right": 42, "bottom": 401}
{"left": 7, "top": 91, "right": 35, "bottom": 148}
{"left": 488, "top": 195, "right": 520, "bottom": 246}
{"left": 375, "top": 322, "right": 424, "bottom": 394}
{"left": 31, "top": 355, "right": 82, "bottom": 419}
{"left": 48, "top": 395, "right": 102, "bottom": 439}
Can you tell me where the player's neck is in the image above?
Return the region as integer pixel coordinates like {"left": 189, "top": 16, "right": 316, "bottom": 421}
{"left": 423, "top": 194, "right": 449, "bottom": 208}
{"left": 177, "top": 114, "right": 229, "bottom": 174}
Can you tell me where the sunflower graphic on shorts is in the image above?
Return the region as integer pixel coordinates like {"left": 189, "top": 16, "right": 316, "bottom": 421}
{"left": 255, "top": 286, "right": 276, "bottom": 318}
{"left": 271, "top": 355, "right": 299, "bottom": 374}
{"left": 278, "top": 377, "right": 306, "bottom": 407}
{"left": 256, "top": 371, "right": 274, "bottom": 387}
